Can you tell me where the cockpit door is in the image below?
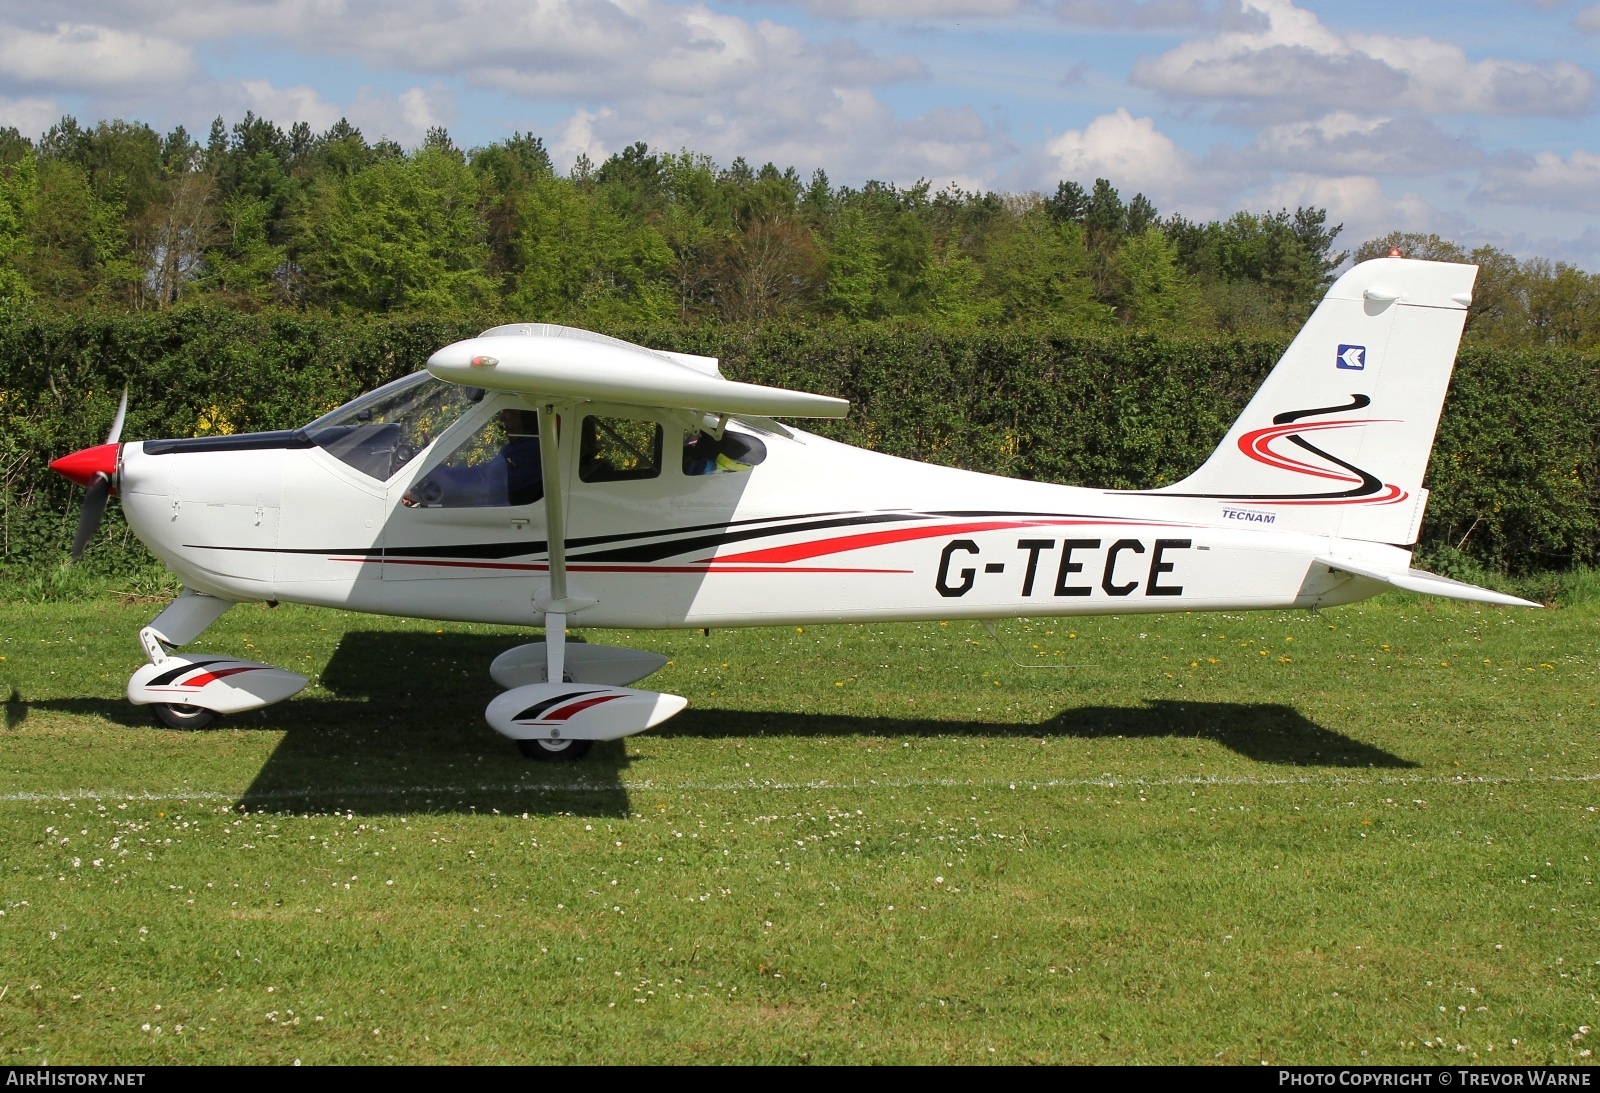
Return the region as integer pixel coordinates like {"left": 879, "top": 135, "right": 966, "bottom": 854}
{"left": 378, "top": 394, "right": 564, "bottom": 625}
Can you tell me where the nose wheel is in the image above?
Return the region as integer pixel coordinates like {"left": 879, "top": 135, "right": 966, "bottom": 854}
{"left": 516, "top": 737, "right": 593, "bottom": 761}
{"left": 150, "top": 702, "right": 218, "bottom": 731}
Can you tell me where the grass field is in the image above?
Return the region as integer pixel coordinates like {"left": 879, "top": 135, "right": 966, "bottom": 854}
{"left": 0, "top": 588, "right": 1597, "bottom": 1064}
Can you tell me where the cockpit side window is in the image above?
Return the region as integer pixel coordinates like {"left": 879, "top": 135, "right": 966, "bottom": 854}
{"left": 303, "top": 373, "right": 482, "bottom": 480}
{"left": 403, "top": 408, "right": 543, "bottom": 508}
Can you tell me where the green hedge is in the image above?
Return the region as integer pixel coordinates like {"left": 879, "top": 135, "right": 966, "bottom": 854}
{"left": 1, "top": 307, "right": 1595, "bottom": 579}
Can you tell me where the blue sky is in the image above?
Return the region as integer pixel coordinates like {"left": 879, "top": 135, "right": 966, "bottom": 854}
{"left": 2, "top": 0, "right": 1597, "bottom": 266}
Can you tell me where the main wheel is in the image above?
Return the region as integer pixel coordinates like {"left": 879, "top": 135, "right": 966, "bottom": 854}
{"left": 151, "top": 702, "right": 217, "bottom": 730}
{"left": 516, "top": 737, "right": 594, "bottom": 762}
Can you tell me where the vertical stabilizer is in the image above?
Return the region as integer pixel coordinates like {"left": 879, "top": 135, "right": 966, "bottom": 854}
{"left": 1148, "top": 257, "right": 1476, "bottom": 544}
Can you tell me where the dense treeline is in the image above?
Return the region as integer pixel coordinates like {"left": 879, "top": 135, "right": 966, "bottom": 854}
{"left": 0, "top": 113, "right": 1594, "bottom": 346}
{"left": 1, "top": 312, "right": 1594, "bottom": 581}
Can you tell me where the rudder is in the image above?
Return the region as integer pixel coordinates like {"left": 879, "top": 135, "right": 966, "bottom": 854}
{"left": 1151, "top": 256, "right": 1476, "bottom": 545}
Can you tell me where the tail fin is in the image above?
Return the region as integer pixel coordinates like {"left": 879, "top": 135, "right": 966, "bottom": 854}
{"left": 1153, "top": 257, "right": 1476, "bottom": 545}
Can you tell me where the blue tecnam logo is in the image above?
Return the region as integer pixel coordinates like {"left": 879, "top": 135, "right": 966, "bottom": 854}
{"left": 1336, "top": 344, "right": 1366, "bottom": 370}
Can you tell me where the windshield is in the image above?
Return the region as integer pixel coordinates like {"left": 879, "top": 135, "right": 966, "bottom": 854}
{"left": 303, "top": 373, "right": 481, "bottom": 480}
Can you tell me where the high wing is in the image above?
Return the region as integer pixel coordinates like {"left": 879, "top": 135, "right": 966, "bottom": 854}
{"left": 426, "top": 324, "right": 849, "bottom": 749}
{"left": 426, "top": 323, "right": 850, "bottom": 419}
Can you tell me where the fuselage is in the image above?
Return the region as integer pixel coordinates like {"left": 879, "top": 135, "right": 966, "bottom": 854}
{"left": 117, "top": 383, "right": 1404, "bottom": 630}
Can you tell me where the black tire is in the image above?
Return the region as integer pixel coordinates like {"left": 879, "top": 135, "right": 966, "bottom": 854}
{"left": 151, "top": 702, "right": 218, "bottom": 730}
{"left": 516, "top": 737, "right": 594, "bottom": 761}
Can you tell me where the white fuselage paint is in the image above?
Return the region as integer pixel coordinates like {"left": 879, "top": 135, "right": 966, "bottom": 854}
{"left": 118, "top": 405, "right": 1401, "bottom": 631}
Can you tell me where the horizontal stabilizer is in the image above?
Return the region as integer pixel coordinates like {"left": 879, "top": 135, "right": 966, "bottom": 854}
{"left": 1315, "top": 557, "right": 1541, "bottom": 608}
{"left": 429, "top": 328, "right": 849, "bottom": 419}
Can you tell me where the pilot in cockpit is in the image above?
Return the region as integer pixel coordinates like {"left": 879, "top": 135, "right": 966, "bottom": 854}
{"left": 403, "top": 408, "right": 542, "bottom": 508}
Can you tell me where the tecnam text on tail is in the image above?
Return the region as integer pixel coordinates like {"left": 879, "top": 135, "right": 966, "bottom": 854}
{"left": 50, "top": 257, "right": 1537, "bottom": 758}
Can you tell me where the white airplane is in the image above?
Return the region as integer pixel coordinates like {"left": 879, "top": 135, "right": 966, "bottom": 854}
{"left": 50, "top": 257, "right": 1536, "bottom": 759}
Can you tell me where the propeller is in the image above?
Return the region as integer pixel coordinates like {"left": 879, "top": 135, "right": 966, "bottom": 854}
{"left": 49, "top": 387, "right": 128, "bottom": 562}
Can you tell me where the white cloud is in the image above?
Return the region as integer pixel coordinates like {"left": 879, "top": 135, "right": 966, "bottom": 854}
{"left": 0, "top": 96, "right": 61, "bottom": 140}
{"left": 1576, "top": 5, "right": 1600, "bottom": 32}
{"left": 0, "top": 0, "right": 970, "bottom": 179}
{"left": 238, "top": 81, "right": 343, "bottom": 133}
{"left": 1246, "top": 173, "right": 1437, "bottom": 247}
{"left": 747, "top": 0, "right": 1202, "bottom": 22}
{"left": 553, "top": 107, "right": 616, "bottom": 167}
{"left": 1225, "top": 111, "right": 1482, "bottom": 175}
{"left": 0, "top": 22, "right": 194, "bottom": 93}
{"left": 1477, "top": 149, "right": 1600, "bottom": 215}
{"left": 1051, "top": 0, "right": 1202, "bottom": 27}
{"left": 1133, "top": 0, "right": 1593, "bottom": 117}
{"left": 560, "top": 90, "right": 1001, "bottom": 186}
{"left": 753, "top": 0, "right": 1030, "bottom": 16}
{"left": 1040, "top": 108, "right": 1197, "bottom": 203}
{"left": 227, "top": 80, "right": 455, "bottom": 146}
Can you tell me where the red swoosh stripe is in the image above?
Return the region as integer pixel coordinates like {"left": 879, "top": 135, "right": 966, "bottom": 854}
{"left": 180, "top": 665, "right": 267, "bottom": 688}
{"left": 1238, "top": 419, "right": 1394, "bottom": 482}
{"left": 348, "top": 558, "right": 911, "bottom": 574}
{"left": 1255, "top": 484, "right": 1408, "bottom": 507}
{"left": 711, "top": 518, "right": 1143, "bottom": 565}
{"left": 518, "top": 694, "right": 624, "bottom": 722}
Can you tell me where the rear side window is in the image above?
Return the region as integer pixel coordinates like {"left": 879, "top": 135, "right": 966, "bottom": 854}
{"left": 579, "top": 416, "right": 662, "bottom": 483}
{"left": 683, "top": 429, "right": 767, "bottom": 475}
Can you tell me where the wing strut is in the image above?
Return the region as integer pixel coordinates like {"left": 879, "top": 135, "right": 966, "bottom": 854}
{"left": 536, "top": 401, "right": 571, "bottom": 685}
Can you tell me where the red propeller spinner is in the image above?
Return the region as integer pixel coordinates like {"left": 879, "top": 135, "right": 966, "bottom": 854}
{"left": 50, "top": 389, "right": 129, "bottom": 561}
{"left": 48, "top": 442, "right": 120, "bottom": 488}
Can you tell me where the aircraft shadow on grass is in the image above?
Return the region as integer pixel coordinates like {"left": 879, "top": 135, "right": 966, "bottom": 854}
{"left": 661, "top": 701, "right": 1417, "bottom": 769}
{"left": 21, "top": 630, "right": 1414, "bottom": 817}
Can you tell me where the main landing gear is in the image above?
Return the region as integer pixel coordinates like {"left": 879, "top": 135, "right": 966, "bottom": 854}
{"left": 516, "top": 737, "right": 595, "bottom": 762}
{"left": 150, "top": 702, "right": 218, "bottom": 731}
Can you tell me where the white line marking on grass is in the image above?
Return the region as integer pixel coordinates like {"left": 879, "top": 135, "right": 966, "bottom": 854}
{"left": 4, "top": 770, "right": 1600, "bottom": 806}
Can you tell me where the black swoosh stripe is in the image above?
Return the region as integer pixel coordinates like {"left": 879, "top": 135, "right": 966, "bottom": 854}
{"left": 513, "top": 689, "right": 605, "bottom": 722}
{"left": 1134, "top": 395, "right": 1389, "bottom": 501}
{"left": 185, "top": 511, "right": 861, "bottom": 560}
{"left": 568, "top": 513, "right": 927, "bottom": 563}
{"left": 1273, "top": 394, "right": 1370, "bottom": 425}
{"left": 147, "top": 658, "right": 231, "bottom": 688}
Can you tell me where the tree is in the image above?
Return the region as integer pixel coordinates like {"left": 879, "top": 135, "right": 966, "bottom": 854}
{"left": 1046, "top": 180, "right": 1088, "bottom": 224}
{"left": 1166, "top": 207, "right": 1343, "bottom": 330}
{"left": 0, "top": 152, "right": 35, "bottom": 300}
{"left": 299, "top": 147, "right": 494, "bottom": 314}
{"left": 1353, "top": 231, "right": 1464, "bottom": 264}
{"left": 507, "top": 174, "right": 673, "bottom": 324}
{"left": 14, "top": 155, "right": 136, "bottom": 307}
{"left": 923, "top": 240, "right": 999, "bottom": 325}
{"left": 824, "top": 205, "right": 888, "bottom": 320}
{"left": 980, "top": 198, "right": 1110, "bottom": 325}
{"left": 138, "top": 171, "right": 218, "bottom": 308}
{"left": 713, "top": 216, "right": 820, "bottom": 322}
{"left": 1117, "top": 225, "right": 1209, "bottom": 332}
{"left": 193, "top": 192, "right": 287, "bottom": 310}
